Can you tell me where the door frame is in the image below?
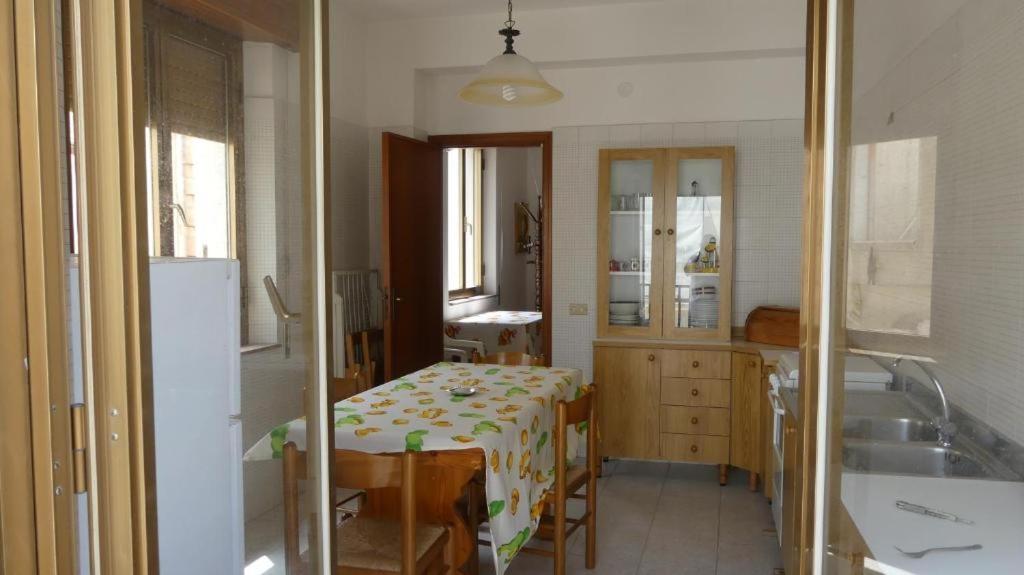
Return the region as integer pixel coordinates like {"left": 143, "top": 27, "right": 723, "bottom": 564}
{"left": 427, "top": 131, "right": 554, "bottom": 366}
{"left": 793, "top": 0, "right": 833, "bottom": 572}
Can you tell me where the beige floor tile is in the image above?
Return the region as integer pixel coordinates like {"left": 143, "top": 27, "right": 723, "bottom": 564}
{"left": 246, "top": 459, "right": 784, "bottom": 575}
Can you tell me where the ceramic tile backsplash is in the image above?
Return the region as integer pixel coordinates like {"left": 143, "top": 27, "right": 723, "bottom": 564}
{"left": 552, "top": 120, "right": 804, "bottom": 380}
{"left": 849, "top": 0, "right": 1024, "bottom": 446}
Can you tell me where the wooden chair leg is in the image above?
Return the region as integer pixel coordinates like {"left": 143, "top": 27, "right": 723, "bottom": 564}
{"left": 718, "top": 464, "right": 729, "bottom": 486}
{"left": 748, "top": 471, "right": 758, "bottom": 491}
{"left": 554, "top": 503, "right": 567, "bottom": 575}
{"left": 585, "top": 490, "right": 596, "bottom": 569}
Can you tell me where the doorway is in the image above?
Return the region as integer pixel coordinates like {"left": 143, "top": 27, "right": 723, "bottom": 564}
{"left": 430, "top": 130, "right": 552, "bottom": 362}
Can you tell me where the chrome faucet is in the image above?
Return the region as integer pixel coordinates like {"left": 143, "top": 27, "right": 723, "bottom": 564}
{"left": 893, "top": 358, "right": 957, "bottom": 448}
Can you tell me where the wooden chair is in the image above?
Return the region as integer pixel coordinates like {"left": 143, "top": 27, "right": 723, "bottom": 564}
{"left": 520, "top": 386, "right": 598, "bottom": 574}
{"left": 282, "top": 446, "right": 449, "bottom": 575}
{"left": 345, "top": 329, "right": 384, "bottom": 387}
{"left": 472, "top": 351, "right": 545, "bottom": 367}
{"left": 327, "top": 376, "right": 372, "bottom": 517}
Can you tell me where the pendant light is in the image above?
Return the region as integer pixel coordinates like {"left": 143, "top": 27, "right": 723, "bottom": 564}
{"left": 459, "top": 1, "right": 563, "bottom": 107}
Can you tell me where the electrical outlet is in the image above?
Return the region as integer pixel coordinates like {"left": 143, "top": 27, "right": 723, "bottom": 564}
{"left": 569, "top": 303, "right": 588, "bottom": 316}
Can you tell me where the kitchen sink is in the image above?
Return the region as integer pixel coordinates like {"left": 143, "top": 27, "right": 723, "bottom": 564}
{"left": 842, "top": 416, "right": 938, "bottom": 442}
{"left": 842, "top": 441, "right": 995, "bottom": 478}
{"left": 838, "top": 392, "right": 1021, "bottom": 481}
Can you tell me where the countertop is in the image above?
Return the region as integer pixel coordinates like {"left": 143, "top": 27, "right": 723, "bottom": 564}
{"left": 842, "top": 472, "right": 1024, "bottom": 574}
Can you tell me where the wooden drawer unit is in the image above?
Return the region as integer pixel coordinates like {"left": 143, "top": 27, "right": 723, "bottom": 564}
{"left": 661, "top": 350, "right": 731, "bottom": 379}
{"left": 661, "top": 406, "right": 730, "bottom": 436}
{"left": 661, "top": 377, "right": 730, "bottom": 408}
{"left": 660, "top": 433, "right": 730, "bottom": 464}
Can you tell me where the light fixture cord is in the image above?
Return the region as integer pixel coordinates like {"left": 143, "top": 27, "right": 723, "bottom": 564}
{"left": 499, "top": 0, "right": 520, "bottom": 54}
{"left": 505, "top": 0, "right": 515, "bottom": 29}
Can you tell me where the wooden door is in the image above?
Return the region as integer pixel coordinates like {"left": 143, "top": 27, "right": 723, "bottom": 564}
{"left": 381, "top": 132, "right": 443, "bottom": 380}
{"left": 594, "top": 346, "right": 660, "bottom": 459}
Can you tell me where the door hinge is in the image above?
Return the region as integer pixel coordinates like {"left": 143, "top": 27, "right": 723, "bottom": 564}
{"left": 70, "top": 403, "right": 87, "bottom": 494}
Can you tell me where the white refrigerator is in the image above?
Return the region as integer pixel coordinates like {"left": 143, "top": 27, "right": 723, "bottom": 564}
{"left": 71, "top": 258, "right": 243, "bottom": 574}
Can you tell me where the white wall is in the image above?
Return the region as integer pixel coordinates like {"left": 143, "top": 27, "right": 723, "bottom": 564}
{"left": 329, "top": 2, "right": 371, "bottom": 271}
{"left": 363, "top": 0, "right": 806, "bottom": 130}
{"left": 416, "top": 55, "right": 805, "bottom": 134}
{"left": 496, "top": 148, "right": 541, "bottom": 312}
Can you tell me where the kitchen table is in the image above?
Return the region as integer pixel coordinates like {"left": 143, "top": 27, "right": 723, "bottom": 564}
{"left": 245, "top": 361, "right": 584, "bottom": 574}
{"left": 444, "top": 310, "right": 543, "bottom": 357}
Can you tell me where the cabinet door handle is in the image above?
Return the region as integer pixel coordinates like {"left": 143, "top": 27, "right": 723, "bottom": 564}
{"left": 690, "top": 388, "right": 699, "bottom": 397}
{"left": 748, "top": 360, "right": 757, "bottom": 368}
{"left": 690, "top": 417, "right": 699, "bottom": 425}
{"left": 654, "top": 228, "right": 662, "bottom": 236}
{"left": 691, "top": 360, "right": 700, "bottom": 368}
{"left": 690, "top": 444, "right": 699, "bottom": 454}
{"left": 667, "top": 228, "right": 675, "bottom": 236}
{"left": 648, "top": 354, "right": 655, "bottom": 362}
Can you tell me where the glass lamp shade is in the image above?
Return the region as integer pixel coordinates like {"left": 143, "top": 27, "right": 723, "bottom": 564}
{"left": 459, "top": 53, "right": 563, "bottom": 106}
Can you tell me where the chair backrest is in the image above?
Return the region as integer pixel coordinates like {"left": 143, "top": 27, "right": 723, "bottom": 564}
{"left": 473, "top": 351, "right": 545, "bottom": 366}
{"left": 345, "top": 329, "right": 384, "bottom": 385}
{"left": 554, "top": 385, "right": 597, "bottom": 495}
{"left": 332, "top": 371, "right": 369, "bottom": 401}
{"left": 282, "top": 446, "right": 418, "bottom": 575}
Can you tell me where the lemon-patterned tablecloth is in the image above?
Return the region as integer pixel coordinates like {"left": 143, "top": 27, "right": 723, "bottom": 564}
{"left": 244, "top": 361, "right": 584, "bottom": 573}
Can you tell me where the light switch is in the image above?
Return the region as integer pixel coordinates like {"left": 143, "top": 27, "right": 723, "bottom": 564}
{"left": 569, "top": 303, "right": 588, "bottom": 316}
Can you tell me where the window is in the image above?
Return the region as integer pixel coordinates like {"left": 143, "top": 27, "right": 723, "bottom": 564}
{"left": 846, "top": 137, "right": 936, "bottom": 343}
{"left": 143, "top": 5, "right": 249, "bottom": 342}
{"left": 446, "top": 148, "right": 484, "bottom": 299}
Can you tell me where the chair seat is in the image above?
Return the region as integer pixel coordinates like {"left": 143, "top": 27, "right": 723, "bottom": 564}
{"left": 336, "top": 517, "right": 447, "bottom": 572}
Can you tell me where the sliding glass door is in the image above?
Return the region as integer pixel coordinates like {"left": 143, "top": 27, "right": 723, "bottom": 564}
{"left": 7, "top": 0, "right": 333, "bottom": 573}
{"left": 812, "top": 0, "right": 1024, "bottom": 573}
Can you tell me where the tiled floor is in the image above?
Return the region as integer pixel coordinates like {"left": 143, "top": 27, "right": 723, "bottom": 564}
{"left": 480, "top": 460, "right": 782, "bottom": 575}
{"left": 245, "top": 460, "right": 782, "bottom": 575}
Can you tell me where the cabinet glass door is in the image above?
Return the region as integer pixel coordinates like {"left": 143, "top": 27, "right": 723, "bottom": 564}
{"left": 664, "top": 148, "right": 733, "bottom": 340}
{"left": 598, "top": 149, "right": 664, "bottom": 337}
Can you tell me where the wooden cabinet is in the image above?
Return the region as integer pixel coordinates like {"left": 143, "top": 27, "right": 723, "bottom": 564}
{"left": 781, "top": 408, "right": 801, "bottom": 575}
{"left": 730, "top": 352, "right": 762, "bottom": 488}
{"left": 595, "top": 342, "right": 775, "bottom": 490}
{"left": 594, "top": 346, "right": 660, "bottom": 459}
{"left": 597, "top": 147, "right": 735, "bottom": 342}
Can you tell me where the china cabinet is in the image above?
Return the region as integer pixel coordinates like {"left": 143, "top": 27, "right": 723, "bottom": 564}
{"left": 597, "top": 147, "right": 735, "bottom": 341}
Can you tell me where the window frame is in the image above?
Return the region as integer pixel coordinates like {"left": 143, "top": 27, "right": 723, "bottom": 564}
{"left": 142, "top": 3, "right": 249, "bottom": 342}
{"left": 447, "top": 148, "right": 484, "bottom": 301}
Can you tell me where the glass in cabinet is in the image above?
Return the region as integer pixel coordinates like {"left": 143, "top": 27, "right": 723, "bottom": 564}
{"left": 597, "top": 149, "right": 664, "bottom": 337}
{"left": 663, "top": 148, "right": 734, "bottom": 340}
{"left": 597, "top": 147, "right": 734, "bottom": 340}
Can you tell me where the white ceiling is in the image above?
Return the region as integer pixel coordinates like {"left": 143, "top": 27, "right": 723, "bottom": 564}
{"left": 337, "top": 0, "right": 662, "bottom": 22}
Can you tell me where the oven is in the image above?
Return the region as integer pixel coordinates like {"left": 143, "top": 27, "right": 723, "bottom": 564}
{"left": 767, "top": 372, "right": 787, "bottom": 545}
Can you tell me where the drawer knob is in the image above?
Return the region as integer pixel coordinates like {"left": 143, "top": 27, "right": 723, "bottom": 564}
{"left": 654, "top": 228, "right": 662, "bottom": 236}
{"left": 690, "top": 444, "right": 699, "bottom": 454}
{"left": 748, "top": 360, "right": 757, "bottom": 368}
{"left": 690, "top": 417, "right": 699, "bottom": 425}
{"left": 648, "top": 354, "right": 655, "bottom": 362}
{"left": 690, "top": 388, "right": 699, "bottom": 397}
{"left": 692, "top": 360, "right": 700, "bottom": 368}
{"left": 667, "top": 228, "right": 675, "bottom": 236}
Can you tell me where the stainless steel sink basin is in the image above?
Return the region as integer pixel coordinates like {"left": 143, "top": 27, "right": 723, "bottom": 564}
{"left": 842, "top": 415, "right": 938, "bottom": 442}
{"left": 838, "top": 391, "right": 1021, "bottom": 481}
{"left": 843, "top": 441, "right": 993, "bottom": 478}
